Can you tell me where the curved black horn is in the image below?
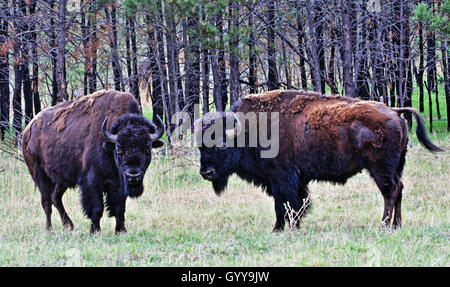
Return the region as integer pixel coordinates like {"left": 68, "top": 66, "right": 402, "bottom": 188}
{"left": 150, "top": 114, "right": 165, "bottom": 141}
{"left": 102, "top": 117, "right": 117, "bottom": 143}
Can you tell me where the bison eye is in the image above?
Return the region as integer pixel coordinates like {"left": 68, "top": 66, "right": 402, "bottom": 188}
{"left": 116, "top": 146, "right": 124, "bottom": 155}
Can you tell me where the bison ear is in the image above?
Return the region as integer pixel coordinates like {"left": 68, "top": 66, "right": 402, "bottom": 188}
{"left": 152, "top": 140, "right": 164, "bottom": 149}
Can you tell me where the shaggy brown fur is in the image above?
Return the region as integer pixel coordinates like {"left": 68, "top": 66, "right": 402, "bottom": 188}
{"left": 208, "top": 89, "right": 443, "bottom": 231}
{"left": 243, "top": 90, "right": 284, "bottom": 111}
{"left": 22, "top": 90, "right": 164, "bottom": 233}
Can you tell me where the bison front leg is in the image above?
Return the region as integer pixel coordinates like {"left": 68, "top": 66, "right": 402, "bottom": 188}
{"left": 114, "top": 200, "right": 127, "bottom": 233}
{"left": 81, "top": 177, "right": 104, "bottom": 233}
{"left": 272, "top": 179, "right": 305, "bottom": 232}
{"left": 267, "top": 184, "right": 286, "bottom": 232}
{"left": 88, "top": 191, "right": 104, "bottom": 234}
{"left": 105, "top": 191, "right": 127, "bottom": 233}
{"left": 273, "top": 196, "right": 286, "bottom": 232}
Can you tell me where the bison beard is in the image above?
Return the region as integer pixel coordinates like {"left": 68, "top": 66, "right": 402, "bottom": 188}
{"left": 22, "top": 90, "right": 164, "bottom": 233}
{"left": 195, "top": 90, "right": 443, "bottom": 232}
{"left": 212, "top": 177, "right": 229, "bottom": 195}
{"left": 124, "top": 180, "right": 144, "bottom": 198}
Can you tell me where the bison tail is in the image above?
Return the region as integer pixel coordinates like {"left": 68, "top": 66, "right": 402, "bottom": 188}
{"left": 393, "top": 107, "right": 444, "bottom": 153}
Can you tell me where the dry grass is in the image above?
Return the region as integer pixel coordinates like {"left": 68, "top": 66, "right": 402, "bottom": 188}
{"left": 0, "top": 137, "right": 448, "bottom": 266}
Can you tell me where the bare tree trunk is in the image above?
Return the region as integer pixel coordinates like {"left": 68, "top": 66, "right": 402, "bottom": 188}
{"left": 18, "top": 0, "right": 33, "bottom": 125}
{"left": 295, "top": 1, "right": 308, "bottom": 90}
{"left": 145, "top": 15, "right": 163, "bottom": 123}
{"left": 402, "top": 0, "right": 413, "bottom": 127}
{"left": 355, "top": 1, "right": 370, "bottom": 100}
{"left": 415, "top": 22, "right": 425, "bottom": 112}
{"left": 210, "top": 47, "right": 223, "bottom": 111}
{"left": 434, "top": 67, "right": 441, "bottom": 120}
{"left": 155, "top": 0, "right": 172, "bottom": 136}
{"left": 229, "top": 1, "right": 240, "bottom": 105}
{"left": 275, "top": 0, "right": 290, "bottom": 89}
{"left": 56, "top": 0, "right": 68, "bottom": 102}
{"left": 443, "top": 41, "right": 450, "bottom": 131}
{"left": 185, "top": 15, "right": 200, "bottom": 122}
{"left": 314, "top": 0, "right": 326, "bottom": 92}
{"left": 340, "top": 0, "right": 355, "bottom": 97}
{"left": 88, "top": 1, "right": 97, "bottom": 93}
{"left": 426, "top": 29, "right": 435, "bottom": 132}
{"left": 216, "top": 15, "right": 228, "bottom": 109}
{"left": 165, "top": 11, "right": 178, "bottom": 115}
{"left": 248, "top": 11, "right": 257, "bottom": 94}
{"left": 267, "top": 0, "right": 279, "bottom": 91}
{"left": 29, "top": 0, "right": 40, "bottom": 115}
{"left": 128, "top": 17, "right": 140, "bottom": 103}
{"left": 0, "top": 0, "right": 10, "bottom": 140}
{"left": 81, "top": 0, "right": 88, "bottom": 95}
{"left": 305, "top": 0, "right": 322, "bottom": 92}
{"left": 209, "top": 15, "right": 224, "bottom": 111}
{"left": 12, "top": 0, "right": 22, "bottom": 136}
{"left": 125, "top": 17, "right": 132, "bottom": 89}
{"left": 105, "top": 4, "right": 124, "bottom": 91}
{"left": 374, "top": 2, "right": 387, "bottom": 103}
{"left": 328, "top": 14, "right": 336, "bottom": 92}
{"left": 49, "top": 0, "right": 58, "bottom": 104}
{"left": 201, "top": 44, "right": 210, "bottom": 114}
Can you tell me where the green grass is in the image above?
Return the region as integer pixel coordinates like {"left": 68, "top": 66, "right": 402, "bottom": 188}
{"left": 0, "top": 135, "right": 448, "bottom": 266}
{"left": 410, "top": 82, "right": 448, "bottom": 134}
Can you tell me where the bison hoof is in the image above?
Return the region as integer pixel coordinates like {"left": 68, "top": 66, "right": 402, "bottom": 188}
{"left": 90, "top": 225, "right": 101, "bottom": 234}
{"left": 63, "top": 221, "right": 74, "bottom": 230}
{"left": 272, "top": 225, "right": 284, "bottom": 233}
{"left": 115, "top": 227, "right": 127, "bottom": 234}
{"left": 392, "top": 222, "right": 402, "bottom": 229}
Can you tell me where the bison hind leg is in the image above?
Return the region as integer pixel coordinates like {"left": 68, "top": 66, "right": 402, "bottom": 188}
{"left": 392, "top": 150, "right": 406, "bottom": 229}
{"left": 392, "top": 180, "right": 403, "bottom": 229}
{"left": 41, "top": 189, "right": 53, "bottom": 230}
{"left": 367, "top": 159, "right": 402, "bottom": 229}
{"left": 32, "top": 165, "right": 54, "bottom": 230}
{"left": 51, "top": 184, "right": 74, "bottom": 230}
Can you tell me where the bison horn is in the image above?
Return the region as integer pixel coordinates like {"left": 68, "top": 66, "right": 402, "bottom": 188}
{"left": 102, "top": 117, "right": 117, "bottom": 143}
{"left": 225, "top": 112, "right": 243, "bottom": 139}
{"left": 150, "top": 114, "right": 165, "bottom": 142}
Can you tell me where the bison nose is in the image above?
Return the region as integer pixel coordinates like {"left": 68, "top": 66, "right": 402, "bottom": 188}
{"left": 200, "top": 168, "right": 216, "bottom": 180}
{"left": 125, "top": 169, "right": 143, "bottom": 184}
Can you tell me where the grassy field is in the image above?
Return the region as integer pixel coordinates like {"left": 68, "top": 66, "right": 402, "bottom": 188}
{"left": 0, "top": 133, "right": 448, "bottom": 266}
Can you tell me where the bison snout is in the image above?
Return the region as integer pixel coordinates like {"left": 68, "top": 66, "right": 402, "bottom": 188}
{"left": 200, "top": 168, "right": 216, "bottom": 181}
{"left": 125, "top": 169, "right": 143, "bottom": 184}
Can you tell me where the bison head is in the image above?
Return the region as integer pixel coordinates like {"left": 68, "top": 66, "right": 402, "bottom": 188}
{"left": 102, "top": 114, "right": 164, "bottom": 198}
{"left": 194, "top": 112, "right": 243, "bottom": 195}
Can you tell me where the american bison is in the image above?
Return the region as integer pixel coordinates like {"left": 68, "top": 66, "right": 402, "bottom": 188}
{"left": 22, "top": 90, "right": 164, "bottom": 233}
{"left": 194, "top": 90, "right": 443, "bottom": 231}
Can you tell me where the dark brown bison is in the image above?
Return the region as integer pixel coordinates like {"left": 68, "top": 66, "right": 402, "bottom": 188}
{"left": 22, "top": 90, "right": 164, "bottom": 233}
{"left": 194, "top": 90, "right": 443, "bottom": 231}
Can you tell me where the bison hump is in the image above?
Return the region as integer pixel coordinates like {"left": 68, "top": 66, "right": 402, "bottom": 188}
{"left": 47, "top": 90, "right": 139, "bottom": 132}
